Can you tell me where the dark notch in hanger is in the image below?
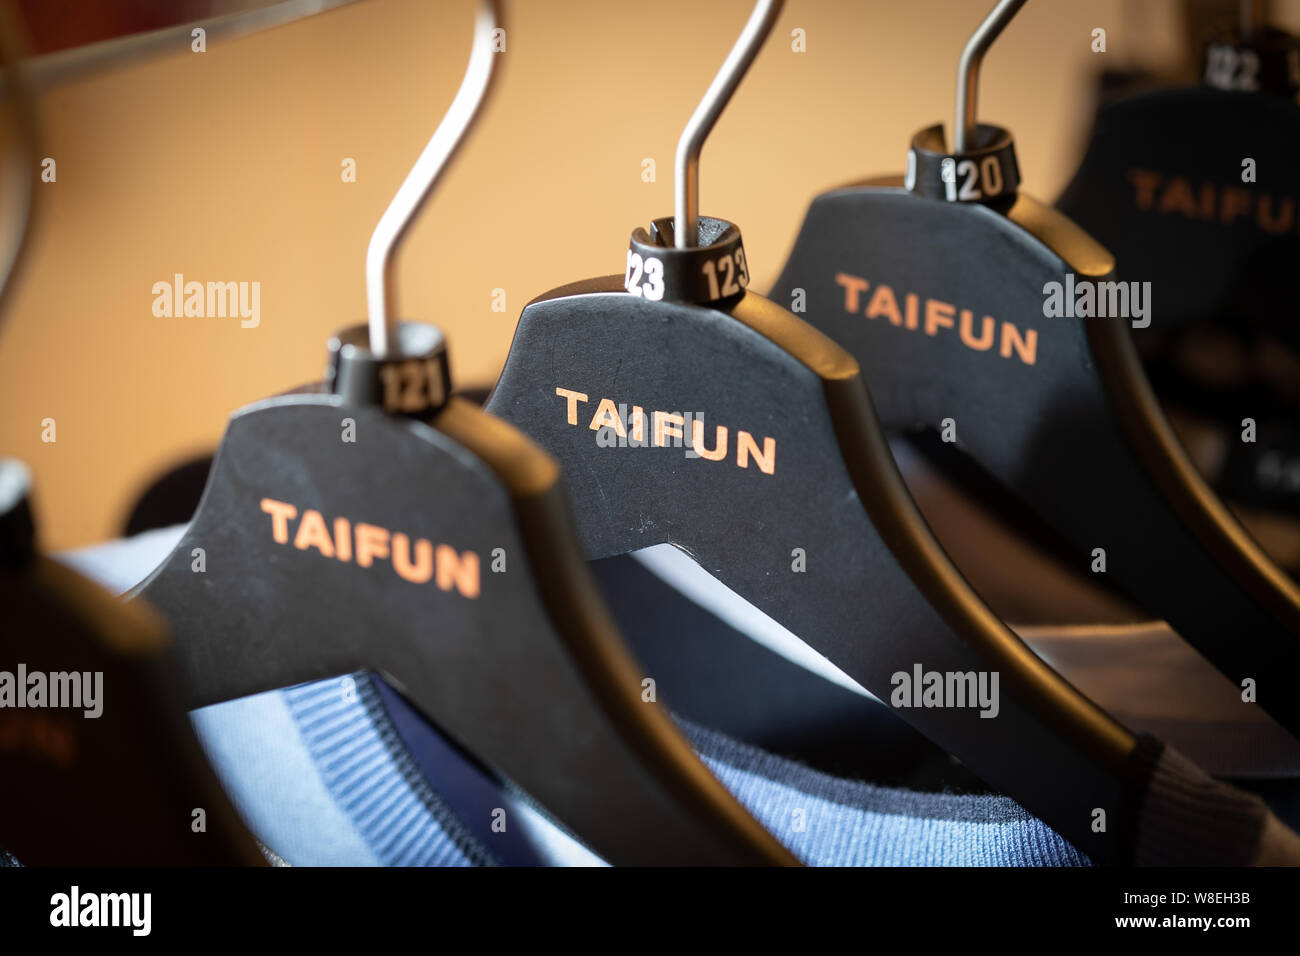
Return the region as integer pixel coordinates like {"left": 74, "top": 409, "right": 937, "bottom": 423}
{"left": 0, "top": 460, "right": 265, "bottom": 865}
{"left": 768, "top": 0, "right": 1300, "bottom": 737}
{"left": 131, "top": 0, "right": 793, "bottom": 866}
{"left": 484, "top": 0, "right": 1163, "bottom": 864}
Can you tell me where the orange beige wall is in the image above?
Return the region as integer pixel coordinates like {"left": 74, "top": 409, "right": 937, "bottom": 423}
{"left": 0, "top": 0, "right": 1287, "bottom": 549}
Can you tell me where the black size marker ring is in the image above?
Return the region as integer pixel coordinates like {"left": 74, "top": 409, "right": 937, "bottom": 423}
{"left": 905, "top": 122, "right": 1021, "bottom": 206}
{"left": 626, "top": 216, "right": 750, "bottom": 307}
{"left": 327, "top": 321, "right": 451, "bottom": 418}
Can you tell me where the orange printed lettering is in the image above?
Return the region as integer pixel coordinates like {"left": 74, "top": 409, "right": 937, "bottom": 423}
{"left": 436, "top": 545, "right": 480, "bottom": 598}
{"left": 653, "top": 411, "right": 685, "bottom": 447}
{"left": 556, "top": 387, "right": 589, "bottom": 425}
{"left": 355, "top": 523, "right": 390, "bottom": 569}
{"left": 1126, "top": 169, "right": 1162, "bottom": 210}
{"left": 1126, "top": 168, "right": 1300, "bottom": 237}
{"left": 866, "top": 283, "right": 903, "bottom": 326}
{"left": 737, "top": 431, "right": 776, "bottom": 474}
{"left": 261, "top": 498, "right": 297, "bottom": 544}
{"left": 334, "top": 517, "right": 352, "bottom": 562}
{"left": 293, "top": 509, "right": 336, "bottom": 558}
{"left": 904, "top": 292, "right": 920, "bottom": 330}
{"left": 959, "top": 310, "right": 994, "bottom": 351}
{"left": 589, "top": 398, "right": 627, "bottom": 437}
{"left": 1000, "top": 324, "right": 1037, "bottom": 364}
{"left": 834, "top": 271, "right": 1035, "bottom": 366}
{"left": 925, "top": 299, "right": 956, "bottom": 336}
{"left": 1221, "top": 187, "right": 1252, "bottom": 226}
{"left": 1258, "top": 196, "right": 1295, "bottom": 234}
{"left": 836, "top": 272, "right": 870, "bottom": 313}
{"left": 392, "top": 533, "right": 434, "bottom": 584}
{"left": 691, "top": 420, "right": 729, "bottom": 461}
{"left": 1157, "top": 177, "right": 1199, "bottom": 218}
{"left": 259, "top": 499, "right": 479, "bottom": 599}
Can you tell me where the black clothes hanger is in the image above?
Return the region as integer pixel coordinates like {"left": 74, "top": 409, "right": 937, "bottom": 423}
{"left": 1056, "top": 0, "right": 1300, "bottom": 527}
{"left": 768, "top": 0, "right": 1300, "bottom": 739}
{"left": 1057, "top": 0, "right": 1300, "bottom": 347}
{"left": 483, "top": 0, "right": 1172, "bottom": 865}
{"left": 0, "top": 460, "right": 265, "bottom": 865}
{"left": 130, "top": 0, "right": 790, "bottom": 867}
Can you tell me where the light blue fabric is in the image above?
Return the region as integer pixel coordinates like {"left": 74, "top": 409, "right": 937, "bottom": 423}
{"left": 210, "top": 665, "right": 1086, "bottom": 868}
{"left": 689, "top": 724, "right": 1088, "bottom": 866}
{"left": 279, "top": 678, "right": 487, "bottom": 866}
{"left": 190, "top": 676, "right": 487, "bottom": 867}
{"left": 59, "top": 529, "right": 1089, "bottom": 867}
{"left": 190, "top": 688, "right": 383, "bottom": 866}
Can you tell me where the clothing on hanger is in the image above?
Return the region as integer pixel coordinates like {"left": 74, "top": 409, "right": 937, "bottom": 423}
{"left": 6, "top": 0, "right": 1300, "bottom": 882}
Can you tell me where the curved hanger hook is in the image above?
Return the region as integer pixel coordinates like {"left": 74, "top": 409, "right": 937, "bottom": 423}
{"left": 674, "top": 0, "right": 784, "bottom": 249}
{"left": 365, "top": 0, "right": 503, "bottom": 356}
{"left": 954, "top": 0, "right": 1027, "bottom": 153}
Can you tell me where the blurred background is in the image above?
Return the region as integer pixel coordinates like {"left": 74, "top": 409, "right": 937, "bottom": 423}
{"left": 1, "top": 0, "right": 1296, "bottom": 549}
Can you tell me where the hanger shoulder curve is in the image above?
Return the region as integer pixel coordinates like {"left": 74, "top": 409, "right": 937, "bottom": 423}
{"left": 134, "top": 389, "right": 793, "bottom": 865}
{"left": 770, "top": 181, "right": 1300, "bottom": 737}
{"left": 489, "top": 282, "right": 1142, "bottom": 861}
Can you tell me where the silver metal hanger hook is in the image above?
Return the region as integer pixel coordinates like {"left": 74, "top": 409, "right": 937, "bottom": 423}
{"left": 365, "top": 0, "right": 503, "bottom": 356}
{"left": 954, "top": 0, "right": 1028, "bottom": 154}
{"left": 674, "top": 0, "right": 784, "bottom": 249}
